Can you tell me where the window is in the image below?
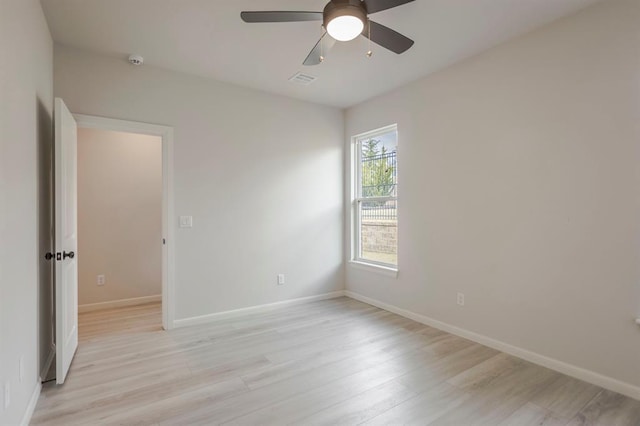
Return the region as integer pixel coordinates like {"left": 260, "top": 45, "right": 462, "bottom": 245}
{"left": 352, "top": 125, "right": 398, "bottom": 269}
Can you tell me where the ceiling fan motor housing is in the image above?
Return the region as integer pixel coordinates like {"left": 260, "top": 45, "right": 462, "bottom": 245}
{"left": 323, "top": 0, "right": 368, "bottom": 30}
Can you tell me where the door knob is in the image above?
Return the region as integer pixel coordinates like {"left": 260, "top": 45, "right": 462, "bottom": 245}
{"left": 63, "top": 251, "right": 75, "bottom": 260}
{"left": 45, "top": 252, "right": 55, "bottom": 260}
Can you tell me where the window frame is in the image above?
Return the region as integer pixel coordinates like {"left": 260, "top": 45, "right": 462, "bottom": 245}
{"left": 351, "top": 124, "right": 398, "bottom": 272}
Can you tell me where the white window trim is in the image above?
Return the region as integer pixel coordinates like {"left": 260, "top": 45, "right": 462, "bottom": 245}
{"left": 350, "top": 124, "right": 398, "bottom": 274}
{"left": 348, "top": 260, "right": 399, "bottom": 277}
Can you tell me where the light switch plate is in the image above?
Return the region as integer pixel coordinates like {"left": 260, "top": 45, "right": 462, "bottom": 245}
{"left": 179, "top": 216, "right": 193, "bottom": 228}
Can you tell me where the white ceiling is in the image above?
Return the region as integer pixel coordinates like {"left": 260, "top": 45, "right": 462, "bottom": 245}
{"left": 41, "top": 0, "right": 602, "bottom": 108}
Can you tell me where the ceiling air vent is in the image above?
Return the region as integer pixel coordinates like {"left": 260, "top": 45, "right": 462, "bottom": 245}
{"left": 288, "top": 72, "right": 317, "bottom": 86}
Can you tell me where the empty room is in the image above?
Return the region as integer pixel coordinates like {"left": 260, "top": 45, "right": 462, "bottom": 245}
{"left": 1, "top": 0, "right": 639, "bottom": 425}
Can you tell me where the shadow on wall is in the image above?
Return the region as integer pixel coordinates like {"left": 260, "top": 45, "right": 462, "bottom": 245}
{"left": 281, "top": 201, "right": 344, "bottom": 298}
{"left": 37, "top": 96, "right": 55, "bottom": 382}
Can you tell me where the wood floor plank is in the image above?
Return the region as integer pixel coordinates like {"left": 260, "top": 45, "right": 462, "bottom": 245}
{"left": 225, "top": 370, "right": 417, "bottom": 425}
{"left": 94, "top": 377, "right": 249, "bottom": 425}
{"left": 34, "top": 365, "right": 192, "bottom": 412}
{"left": 363, "top": 382, "right": 471, "bottom": 426}
{"left": 33, "top": 374, "right": 248, "bottom": 425}
{"left": 498, "top": 402, "right": 568, "bottom": 426}
{"left": 244, "top": 326, "right": 450, "bottom": 390}
{"left": 293, "top": 380, "right": 417, "bottom": 425}
{"left": 427, "top": 361, "right": 560, "bottom": 425}
{"left": 446, "top": 352, "right": 528, "bottom": 392}
{"left": 395, "top": 343, "right": 500, "bottom": 394}
{"left": 530, "top": 375, "right": 602, "bottom": 419}
{"left": 159, "top": 346, "right": 432, "bottom": 425}
{"left": 31, "top": 298, "right": 640, "bottom": 426}
{"left": 566, "top": 390, "right": 640, "bottom": 426}
{"left": 246, "top": 334, "right": 473, "bottom": 423}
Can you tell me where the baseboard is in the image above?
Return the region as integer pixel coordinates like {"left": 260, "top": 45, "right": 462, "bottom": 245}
{"left": 78, "top": 295, "right": 161, "bottom": 313}
{"left": 344, "top": 290, "right": 640, "bottom": 401}
{"left": 20, "top": 380, "right": 42, "bottom": 426}
{"left": 174, "top": 291, "right": 346, "bottom": 328}
{"left": 40, "top": 343, "right": 55, "bottom": 381}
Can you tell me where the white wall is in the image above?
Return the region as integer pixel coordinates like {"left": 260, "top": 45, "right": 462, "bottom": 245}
{"left": 345, "top": 0, "right": 640, "bottom": 392}
{"left": 0, "top": 0, "right": 53, "bottom": 424}
{"left": 78, "top": 128, "right": 162, "bottom": 306}
{"left": 54, "top": 46, "right": 345, "bottom": 320}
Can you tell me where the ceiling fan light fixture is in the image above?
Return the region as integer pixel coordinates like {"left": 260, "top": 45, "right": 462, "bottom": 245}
{"left": 323, "top": 0, "right": 367, "bottom": 42}
{"left": 327, "top": 15, "right": 364, "bottom": 41}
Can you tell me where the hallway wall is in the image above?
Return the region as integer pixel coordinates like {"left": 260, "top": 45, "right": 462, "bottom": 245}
{"left": 77, "top": 128, "right": 162, "bottom": 306}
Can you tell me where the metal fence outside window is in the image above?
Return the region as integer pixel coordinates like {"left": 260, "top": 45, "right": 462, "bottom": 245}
{"left": 361, "top": 151, "right": 397, "bottom": 221}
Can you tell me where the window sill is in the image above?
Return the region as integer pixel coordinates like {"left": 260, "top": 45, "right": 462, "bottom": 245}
{"left": 348, "top": 260, "right": 398, "bottom": 278}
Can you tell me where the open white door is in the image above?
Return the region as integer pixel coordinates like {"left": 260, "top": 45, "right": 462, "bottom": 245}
{"left": 54, "top": 98, "right": 78, "bottom": 384}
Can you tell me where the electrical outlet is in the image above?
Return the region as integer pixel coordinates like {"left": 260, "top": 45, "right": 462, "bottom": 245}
{"left": 277, "top": 274, "right": 285, "bottom": 285}
{"left": 457, "top": 292, "right": 465, "bottom": 306}
{"left": 97, "top": 275, "right": 105, "bottom": 286}
{"left": 19, "top": 356, "right": 24, "bottom": 383}
{"left": 4, "top": 381, "right": 9, "bottom": 410}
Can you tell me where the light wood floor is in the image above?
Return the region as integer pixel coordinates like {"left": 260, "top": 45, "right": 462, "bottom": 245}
{"left": 32, "top": 297, "right": 640, "bottom": 425}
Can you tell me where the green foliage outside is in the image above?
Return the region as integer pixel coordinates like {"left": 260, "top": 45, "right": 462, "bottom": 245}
{"left": 361, "top": 138, "right": 396, "bottom": 198}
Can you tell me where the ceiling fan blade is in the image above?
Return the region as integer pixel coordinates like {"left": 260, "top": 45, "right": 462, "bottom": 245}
{"left": 363, "top": 20, "right": 414, "bottom": 54}
{"left": 364, "top": 0, "right": 414, "bottom": 14}
{"left": 240, "top": 11, "right": 323, "bottom": 23}
{"left": 303, "top": 33, "right": 337, "bottom": 66}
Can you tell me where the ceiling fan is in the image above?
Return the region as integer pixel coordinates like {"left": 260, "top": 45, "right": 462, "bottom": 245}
{"left": 240, "top": 0, "right": 415, "bottom": 66}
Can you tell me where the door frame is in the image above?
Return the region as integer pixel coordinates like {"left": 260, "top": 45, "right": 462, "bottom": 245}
{"left": 73, "top": 114, "right": 176, "bottom": 330}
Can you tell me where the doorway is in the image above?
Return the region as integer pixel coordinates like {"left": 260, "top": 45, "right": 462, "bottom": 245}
{"left": 77, "top": 128, "right": 162, "bottom": 336}
{"left": 41, "top": 110, "right": 175, "bottom": 385}
{"left": 74, "top": 115, "right": 175, "bottom": 331}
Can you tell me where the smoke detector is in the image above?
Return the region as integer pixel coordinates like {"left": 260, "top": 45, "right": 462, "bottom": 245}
{"left": 128, "top": 54, "right": 144, "bottom": 66}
